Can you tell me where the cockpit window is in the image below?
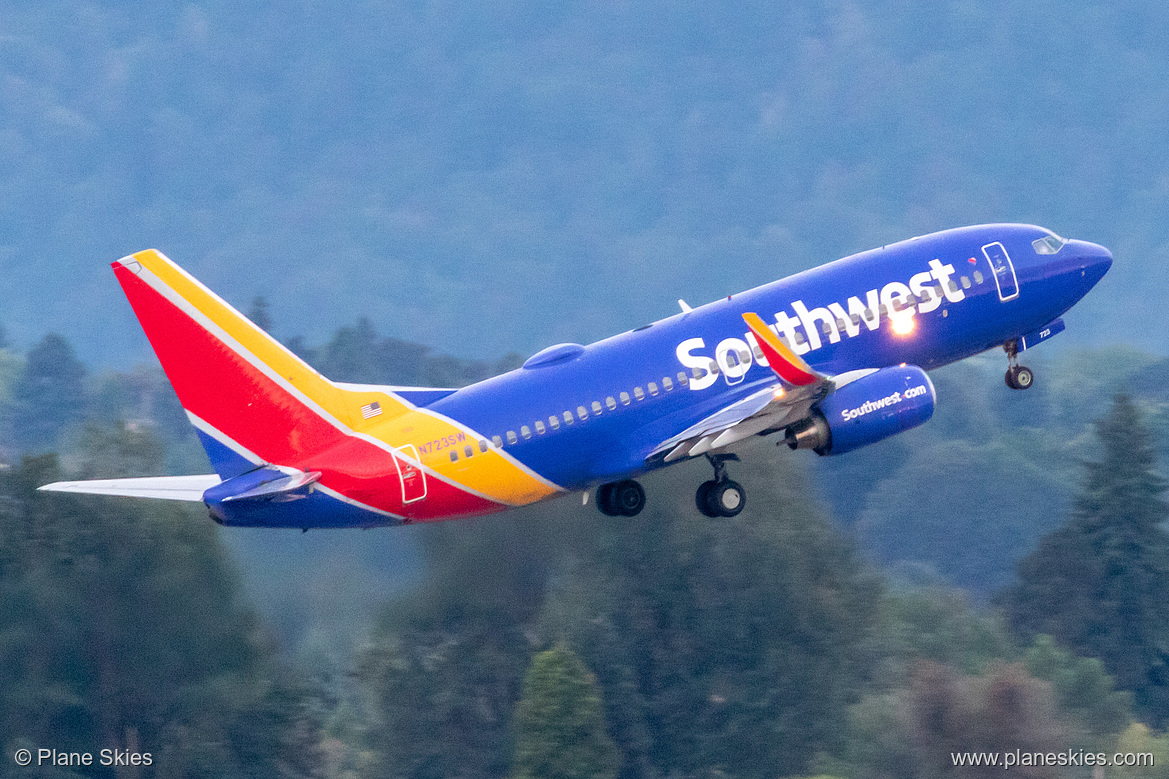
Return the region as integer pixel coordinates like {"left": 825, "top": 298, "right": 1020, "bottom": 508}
{"left": 1032, "top": 233, "right": 1067, "bottom": 255}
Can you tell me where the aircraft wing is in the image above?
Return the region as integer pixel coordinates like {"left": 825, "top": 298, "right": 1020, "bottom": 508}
{"left": 37, "top": 474, "right": 222, "bottom": 502}
{"left": 648, "top": 312, "right": 876, "bottom": 462}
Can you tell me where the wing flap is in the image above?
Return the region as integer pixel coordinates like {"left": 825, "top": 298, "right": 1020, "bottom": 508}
{"left": 38, "top": 474, "right": 221, "bottom": 502}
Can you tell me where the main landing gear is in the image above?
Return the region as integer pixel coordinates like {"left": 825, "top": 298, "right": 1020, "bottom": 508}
{"left": 1003, "top": 340, "right": 1034, "bottom": 390}
{"left": 596, "top": 479, "right": 646, "bottom": 517}
{"left": 696, "top": 454, "right": 746, "bottom": 518}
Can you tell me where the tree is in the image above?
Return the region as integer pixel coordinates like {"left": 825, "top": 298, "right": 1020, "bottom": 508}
{"left": 0, "top": 453, "right": 323, "bottom": 777}
{"left": 356, "top": 516, "right": 552, "bottom": 779}
{"left": 541, "top": 443, "right": 883, "bottom": 778}
{"left": 10, "top": 333, "right": 87, "bottom": 452}
{"left": 1000, "top": 394, "right": 1169, "bottom": 724}
{"left": 510, "top": 644, "right": 618, "bottom": 779}
{"left": 846, "top": 661, "right": 1069, "bottom": 779}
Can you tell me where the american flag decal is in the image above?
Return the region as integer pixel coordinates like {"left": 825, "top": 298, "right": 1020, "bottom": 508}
{"left": 360, "top": 401, "right": 383, "bottom": 419}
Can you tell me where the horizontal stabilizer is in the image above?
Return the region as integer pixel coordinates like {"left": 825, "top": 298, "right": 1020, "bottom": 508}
{"left": 37, "top": 474, "right": 222, "bottom": 502}
{"left": 221, "top": 470, "right": 321, "bottom": 502}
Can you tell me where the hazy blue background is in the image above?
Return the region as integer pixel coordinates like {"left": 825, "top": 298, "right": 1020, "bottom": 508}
{"left": 1, "top": 0, "right": 1160, "bottom": 366}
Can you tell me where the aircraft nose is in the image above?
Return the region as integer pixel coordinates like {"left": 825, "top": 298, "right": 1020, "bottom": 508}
{"left": 1071, "top": 239, "right": 1112, "bottom": 287}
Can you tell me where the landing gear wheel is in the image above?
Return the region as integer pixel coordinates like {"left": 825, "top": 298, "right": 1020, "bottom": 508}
{"left": 696, "top": 480, "right": 720, "bottom": 518}
{"left": 596, "top": 483, "right": 619, "bottom": 516}
{"left": 1003, "top": 340, "right": 1034, "bottom": 390}
{"left": 695, "top": 454, "right": 746, "bottom": 518}
{"left": 612, "top": 479, "right": 645, "bottom": 516}
{"left": 1005, "top": 365, "right": 1034, "bottom": 390}
{"left": 705, "top": 480, "right": 746, "bottom": 517}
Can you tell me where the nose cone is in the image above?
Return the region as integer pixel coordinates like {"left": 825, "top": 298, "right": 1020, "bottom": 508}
{"left": 1068, "top": 239, "right": 1112, "bottom": 288}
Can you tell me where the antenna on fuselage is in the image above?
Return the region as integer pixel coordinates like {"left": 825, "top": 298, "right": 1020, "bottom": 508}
{"left": 678, "top": 299, "right": 693, "bottom": 313}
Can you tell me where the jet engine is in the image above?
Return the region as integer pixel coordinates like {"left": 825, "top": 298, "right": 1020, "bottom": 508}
{"left": 785, "top": 365, "right": 935, "bottom": 456}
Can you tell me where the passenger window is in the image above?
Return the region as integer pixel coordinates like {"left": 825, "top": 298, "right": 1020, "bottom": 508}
{"left": 948, "top": 281, "right": 960, "bottom": 293}
{"left": 606, "top": 396, "right": 617, "bottom": 410}
{"left": 521, "top": 425, "right": 532, "bottom": 440}
{"left": 563, "top": 411, "right": 574, "bottom": 425}
{"left": 492, "top": 435, "right": 503, "bottom": 448}
{"left": 851, "top": 314, "right": 861, "bottom": 325}
{"left": 662, "top": 377, "right": 673, "bottom": 391}
{"left": 821, "top": 322, "right": 832, "bottom": 334}
{"left": 648, "top": 382, "right": 659, "bottom": 396}
{"left": 577, "top": 405, "right": 588, "bottom": 420}
{"left": 479, "top": 439, "right": 488, "bottom": 453}
{"left": 961, "top": 276, "right": 971, "bottom": 289}
{"left": 535, "top": 420, "right": 546, "bottom": 435}
{"left": 677, "top": 371, "right": 689, "bottom": 386}
{"left": 691, "top": 366, "right": 705, "bottom": 379}
{"left": 620, "top": 391, "right": 631, "bottom": 405}
{"left": 507, "top": 430, "right": 518, "bottom": 445}
{"left": 549, "top": 415, "right": 560, "bottom": 430}
{"left": 450, "top": 450, "right": 458, "bottom": 462}
{"left": 592, "top": 401, "right": 603, "bottom": 415}
{"left": 634, "top": 387, "right": 645, "bottom": 401}
{"left": 708, "top": 360, "right": 721, "bottom": 374}
{"left": 794, "top": 332, "right": 806, "bottom": 345}
{"left": 974, "top": 270, "right": 984, "bottom": 284}
{"left": 464, "top": 444, "right": 474, "bottom": 458}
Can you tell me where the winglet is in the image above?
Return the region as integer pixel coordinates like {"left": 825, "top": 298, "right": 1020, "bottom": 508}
{"left": 741, "top": 312, "right": 820, "bottom": 387}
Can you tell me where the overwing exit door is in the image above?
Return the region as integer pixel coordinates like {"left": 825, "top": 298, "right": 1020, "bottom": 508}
{"left": 981, "top": 242, "right": 1019, "bottom": 301}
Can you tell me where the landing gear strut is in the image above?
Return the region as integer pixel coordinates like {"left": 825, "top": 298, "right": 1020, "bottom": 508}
{"left": 596, "top": 479, "right": 646, "bottom": 517}
{"left": 1004, "top": 340, "right": 1034, "bottom": 390}
{"left": 696, "top": 453, "right": 746, "bottom": 518}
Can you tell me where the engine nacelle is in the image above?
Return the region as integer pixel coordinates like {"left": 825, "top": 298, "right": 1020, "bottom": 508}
{"left": 785, "top": 365, "right": 935, "bottom": 456}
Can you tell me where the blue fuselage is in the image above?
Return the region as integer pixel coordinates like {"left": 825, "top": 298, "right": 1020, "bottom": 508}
{"left": 429, "top": 224, "right": 1112, "bottom": 492}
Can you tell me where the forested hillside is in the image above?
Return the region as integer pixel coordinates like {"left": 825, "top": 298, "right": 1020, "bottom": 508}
{"left": 0, "top": 0, "right": 1165, "bottom": 364}
{"left": 5, "top": 325, "right": 1169, "bottom": 776}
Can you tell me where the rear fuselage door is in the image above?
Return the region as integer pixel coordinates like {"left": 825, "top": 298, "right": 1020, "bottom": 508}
{"left": 981, "top": 242, "right": 1019, "bottom": 301}
{"left": 394, "top": 444, "right": 427, "bottom": 504}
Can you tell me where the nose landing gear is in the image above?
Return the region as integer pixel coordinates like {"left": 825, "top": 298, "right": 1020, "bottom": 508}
{"left": 1004, "top": 340, "right": 1034, "bottom": 390}
{"left": 696, "top": 453, "right": 746, "bottom": 518}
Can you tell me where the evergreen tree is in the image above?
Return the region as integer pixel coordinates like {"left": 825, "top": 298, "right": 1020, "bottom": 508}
{"left": 10, "top": 333, "right": 87, "bottom": 452}
{"left": 1000, "top": 394, "right": 1169, "bottom": 724}
{"left": 356, "top": 516, "right": 551, "bottom": 779}
{"left": 542, "top": 444, "right": 882, "bottom": 778}
{"left": 0, "top": 452, "right": 323, "bottom": 776}
{"left": 510, "top": 644, "right": 618, "bottom": 779}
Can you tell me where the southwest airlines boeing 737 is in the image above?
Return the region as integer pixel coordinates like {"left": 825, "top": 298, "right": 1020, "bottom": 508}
{"left": 40, "top": 224, "right": 1111, "bottom": 525}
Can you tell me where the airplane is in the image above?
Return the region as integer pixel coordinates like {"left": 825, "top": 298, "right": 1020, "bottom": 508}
{"left": 40, "top": 224, "right": 1112, "bottom": 526}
